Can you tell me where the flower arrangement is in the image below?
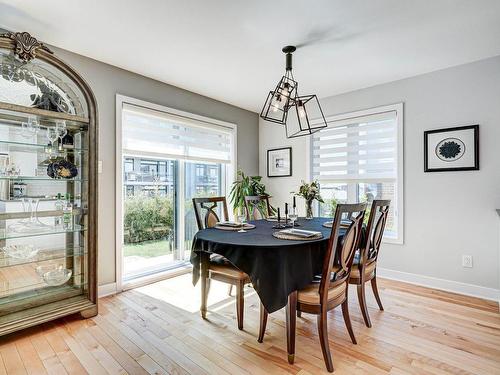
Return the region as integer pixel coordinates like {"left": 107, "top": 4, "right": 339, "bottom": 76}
{"left": 292, "top": 180, "right": 324, "bottom": 219}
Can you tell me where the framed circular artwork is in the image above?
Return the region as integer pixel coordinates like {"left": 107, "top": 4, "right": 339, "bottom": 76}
{"left": 424, "top": 125, "right": 479, "bottom": 172}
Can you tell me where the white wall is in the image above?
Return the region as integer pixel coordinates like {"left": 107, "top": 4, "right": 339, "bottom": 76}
{"left": 259, "top": 55, "right": 500, "bottom": 294}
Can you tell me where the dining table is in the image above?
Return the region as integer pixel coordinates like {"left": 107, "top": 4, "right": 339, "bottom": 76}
{"left": 190, "top": 217, "right": 345, "bottom": 314}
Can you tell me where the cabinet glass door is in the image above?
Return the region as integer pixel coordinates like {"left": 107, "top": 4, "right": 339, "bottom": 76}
{"left": 0, "top": 109, "right": 89, "bottom": 317}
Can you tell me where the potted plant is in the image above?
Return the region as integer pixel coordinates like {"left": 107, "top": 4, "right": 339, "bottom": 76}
{"left": 229, "top": 170, "right": 275, "bottom": 217}
{"left": 293, "top": 180, "right": 324, "bottom": 219}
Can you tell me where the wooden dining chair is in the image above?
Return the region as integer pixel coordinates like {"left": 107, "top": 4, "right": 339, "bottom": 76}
{"left": 244, "top": 195, "right": 272, "bottom": 221}
{"left": 192, "top": 197, "right": 251, "bottom": 330}
{"left": 258, "top": 203, "right": 366, "bottom": 373}
{"left": 349, "top": 199, "right": 390, "bottom": 328}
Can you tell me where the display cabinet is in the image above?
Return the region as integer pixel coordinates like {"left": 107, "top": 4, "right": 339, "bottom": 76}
{"left": 0, "top": 31, "right": 98, "bottom": 335}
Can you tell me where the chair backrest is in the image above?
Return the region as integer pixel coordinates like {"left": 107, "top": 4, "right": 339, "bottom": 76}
{"left": 319, "top": 203, "right": 366, "bottom": 304}
{"left": 360, "top": 199, "right": 391, "bottom": 265}
{"left": 244, "top": 195, "right": 272, "bottom": 221}
{"left": 192, "top": 197, "right": 229, "bottom": 230}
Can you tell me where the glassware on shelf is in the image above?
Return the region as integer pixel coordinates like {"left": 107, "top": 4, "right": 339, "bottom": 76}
{"left": 21, "top": 116, "right": 40, "bottom": 139}
{"left": 55, "top": 121, "right": 67, "bottom": 151}
{"left": 5, "top": 163, "right": 20, "bottom": 177}
{"left": 46, "top": 127, "right": 58, "bottom": 157}
{"left": 8, "top": 198, "right": 54, "bottom": 233}
{"left": 62, "top": 193, "right": 73, "bottom": 230}
{"left": 54, "top": 193, "right": 64, "bottom": 228}
{"left": 35, "top": 264, "right": 72, "bottom": 286}
{"left": 2, "top": 244, "right": 39, "bottom": 260}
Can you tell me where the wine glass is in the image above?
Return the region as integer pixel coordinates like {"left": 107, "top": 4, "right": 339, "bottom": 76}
{"left": 46, "top": 127, "right": 58, "bottom": 149}
{"left": 237, "top": 207, "right": 247, "bottom": 233}
{"left": 289, "top": 207, "right": 298, "bottom": 227}
{"left": 55, "top": 121, "right": 67, "bottom": 150}
{"left": 21, "top": 116, "right": 40, "bottom": 139}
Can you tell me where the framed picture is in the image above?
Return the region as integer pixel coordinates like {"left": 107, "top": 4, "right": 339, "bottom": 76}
{"left": 267, "top": 147, "right": 292, "bottom": 177}
{"left": 424, "top": 125, "right": 479, "bottom": 172}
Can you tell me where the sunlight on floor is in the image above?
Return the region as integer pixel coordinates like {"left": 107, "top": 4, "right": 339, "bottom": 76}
{"left": 134, "top": 273, "right": 256, "bottom": 313}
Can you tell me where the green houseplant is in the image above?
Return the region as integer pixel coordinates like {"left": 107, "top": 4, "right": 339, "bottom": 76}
{"left": 229, "top": 170, "right": 275, "bottom": 217}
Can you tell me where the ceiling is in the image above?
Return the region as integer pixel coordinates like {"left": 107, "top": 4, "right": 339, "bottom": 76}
{"left": 1, "top": 0, "right": 500, "bottom": 113}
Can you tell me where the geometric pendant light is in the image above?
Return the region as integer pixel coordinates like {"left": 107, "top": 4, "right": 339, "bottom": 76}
{"left": 260, "top": 46, "right": 327, "bottom": 138}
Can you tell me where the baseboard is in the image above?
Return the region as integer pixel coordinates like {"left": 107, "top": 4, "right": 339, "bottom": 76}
{"left": 98, "top": 282, "right": 118, "bottom": 298}
{"left": 377, "top": 267, "right": 500, "bottom": 303}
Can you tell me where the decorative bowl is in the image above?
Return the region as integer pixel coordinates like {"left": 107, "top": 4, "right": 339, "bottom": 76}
{"left": 2, "top": 244, "right": 39, "bottom": 260}
{"left": 36, "top": 265, "right": 72, "bottom": 286}
{"left": 47, "top": 157, "right": 78, "bottom": 179}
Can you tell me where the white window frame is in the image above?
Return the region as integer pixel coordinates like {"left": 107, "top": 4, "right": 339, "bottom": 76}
{"left": 309, "top": 103, "right": 404, "bottom": 244}
{"left": 115, "top": 94, "right": 237, "bottom": 291}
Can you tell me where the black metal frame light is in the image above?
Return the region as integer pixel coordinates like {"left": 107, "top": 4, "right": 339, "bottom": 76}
{"left": 260, "top": 46, "right": 327, "bottom": 138}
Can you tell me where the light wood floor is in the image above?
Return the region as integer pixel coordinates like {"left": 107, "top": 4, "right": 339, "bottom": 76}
{"left": 0, "top": 274, "right": 499, "bottom": 375}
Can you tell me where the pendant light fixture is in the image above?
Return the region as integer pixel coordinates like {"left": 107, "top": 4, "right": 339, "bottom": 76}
{"left": 260, "top": 46, "right": 327, "bottom": 138}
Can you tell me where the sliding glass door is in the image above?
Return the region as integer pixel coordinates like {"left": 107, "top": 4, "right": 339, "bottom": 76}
{"left": 122, "top": 157, "right": 177, "bottom": 280}
{"left": 118, "top": 97, "right": 235, "bottom": 285}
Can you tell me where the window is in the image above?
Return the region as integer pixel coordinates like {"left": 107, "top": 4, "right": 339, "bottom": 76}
{"left": 117, "top": 96, "right": 236, "bottom": 284}
{"left": 311, "top": 103, "right": 403, "bottom": 243}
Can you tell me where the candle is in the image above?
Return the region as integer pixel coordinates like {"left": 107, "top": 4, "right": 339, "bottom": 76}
{"left": 277, "top": 207, "right": 281, "bottom": 223}
{"left": 293, "top": 196, "right": 296, "bottom": 208}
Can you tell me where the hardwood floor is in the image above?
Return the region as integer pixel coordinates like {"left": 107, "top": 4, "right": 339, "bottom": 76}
{"left": 0, "top": 274, "right": 499, "bottom": 374}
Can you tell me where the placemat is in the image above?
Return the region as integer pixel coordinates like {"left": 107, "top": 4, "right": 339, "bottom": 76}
{"left": 215, "top": 223, "right": 256, "bottom": 231}
{"left": 322, "top": 221, "right": 351, "bottom": 228}
{"left": 272, "top": 231, "right": 323, "bottom": 241}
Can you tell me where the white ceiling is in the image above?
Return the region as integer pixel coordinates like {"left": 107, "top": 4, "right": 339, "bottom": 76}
{"left": 1, "top": 0, "right": 500, "bottom": 113}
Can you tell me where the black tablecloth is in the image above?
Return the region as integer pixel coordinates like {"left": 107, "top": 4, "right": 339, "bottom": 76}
{"left": 191, "top": 217, "right": 344, "bottom": 313}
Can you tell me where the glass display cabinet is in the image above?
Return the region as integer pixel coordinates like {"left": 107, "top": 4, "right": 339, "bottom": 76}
{"left": 0, "top": 31, "right": 98, "bottom": 335}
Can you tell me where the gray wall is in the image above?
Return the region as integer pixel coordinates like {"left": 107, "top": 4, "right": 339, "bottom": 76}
{"left": 49, "top": 46, "right": 259, "bottom": 286}
{"left": 260, "top": 55, "right": 500, "bottom": 290}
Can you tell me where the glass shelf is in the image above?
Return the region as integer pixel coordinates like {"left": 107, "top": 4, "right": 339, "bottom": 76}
{"left": 0, "top": 273, "right": 85, "bottom": 298}
{"left": 0, "top": 224, "right": 86, "bottom": 240}
{"left": 0, "top": 176, "right": 86, "bottom": 182}
{"left": 0, "top": 140, "right": 87, "bottom": 153}
{"left": 0, "top": 246, "right": 86, "bottom": 268}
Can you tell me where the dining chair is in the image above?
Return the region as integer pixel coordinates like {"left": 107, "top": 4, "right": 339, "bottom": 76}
{"left": 349, "top": 199, "right": 390, "bottom": 328}
{"left": 192, "top": 196, "right": 251, "bottom": 330}
{"left": 258, "top": 203, "right": 366, "bottom": 373}
{"left": 244, "top": 195, "right": 272, "bottom": 221}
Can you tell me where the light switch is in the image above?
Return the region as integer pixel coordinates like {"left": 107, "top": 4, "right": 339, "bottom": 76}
{"left": 98, "top": 160, "right": 103, "bottom": 174}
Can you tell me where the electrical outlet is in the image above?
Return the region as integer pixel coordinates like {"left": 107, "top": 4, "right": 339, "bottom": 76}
{"left": 462, "top": 255, "right": 473, "bottom": 268}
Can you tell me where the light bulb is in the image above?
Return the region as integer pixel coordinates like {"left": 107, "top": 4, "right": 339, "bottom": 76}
{"left": 281, "top": 82, "right": 292, "bottom": 98}
{"left": 270, "top": 95, "right": 282, "bottom": 112}
{"left": 297, "top": 101, "right": 306, "bottom": 118}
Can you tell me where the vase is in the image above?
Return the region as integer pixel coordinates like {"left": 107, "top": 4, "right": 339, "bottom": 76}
{"left": 305, "top": 200, "right": 314, "bottom": 220}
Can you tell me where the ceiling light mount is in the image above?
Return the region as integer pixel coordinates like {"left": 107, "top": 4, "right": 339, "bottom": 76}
{"left": 282, "top": 45, "right": 296, "bottom": 71}
{"left": 260, "top": 45, "right": 327, "bottom": 138}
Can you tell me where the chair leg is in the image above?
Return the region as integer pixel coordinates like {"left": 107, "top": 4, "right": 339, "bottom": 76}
{"left": 357, "top": 283, "right": 372, "bottom": 328}
{"left": 228, "top": 284, "right": 233, "bottom": 296}
{"left": 341, "top": 300, "right": 357, "bottom": 345}
{"left": 317, "top": 311, "right": 334, "bottom": 372}
{"left": 371, "top": 276, "right": 384, "bottom": 311}
{"left": 297, "top": 311, "right": 302, "bottom": 318}
{"left": 236, "top": 281, "right": 244, "bottom": 330}
{"left": 258, "top": 302, "right": 268, "bottom": 343}
{"left": 200, "top": 255, "right": 209, "bottom": 319}
{"left": 200, "top": 276, "right": 208, "bottom": 319}
{"left": 285, "top": 291, "right": 297, "bottom": 364}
